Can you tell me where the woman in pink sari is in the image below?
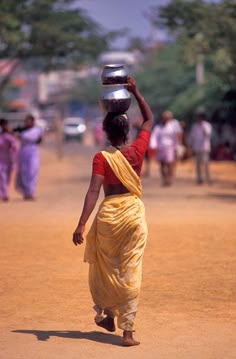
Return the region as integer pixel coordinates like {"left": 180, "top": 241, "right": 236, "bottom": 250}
{"left": 0, "top": 119, "right": 17, "bottom": 201}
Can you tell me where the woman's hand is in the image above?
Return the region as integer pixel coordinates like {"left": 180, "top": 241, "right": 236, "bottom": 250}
{"left": 72, "top": 174, "right": 103, "bottom": 247}
{"left": 126, "top": 76, "right": 137, "bottom": 94}
{"left": 72, "top": 224, "right": 85, "bottom": 246}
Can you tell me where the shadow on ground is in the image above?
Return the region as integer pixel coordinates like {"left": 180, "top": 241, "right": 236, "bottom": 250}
{"left": 207, "top": 192, "right": 236, "bottom": 202}
{"left": 12, "top": 330, "right": 122, "bottom": 346}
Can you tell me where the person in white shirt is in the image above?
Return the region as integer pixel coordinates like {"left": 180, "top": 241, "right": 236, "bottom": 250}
{"left": 189, "top": 112, "right": 212, "bottom": 184}
{"left": 150, "top": 111, "right": 182, "bottom": 186}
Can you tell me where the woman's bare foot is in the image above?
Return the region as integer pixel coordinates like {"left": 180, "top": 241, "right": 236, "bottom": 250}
{"left": 123, "top": 331, "right": 140, "bottom": 346}
{"left": 95, "top": 316, "right": 116, "bottom": 332}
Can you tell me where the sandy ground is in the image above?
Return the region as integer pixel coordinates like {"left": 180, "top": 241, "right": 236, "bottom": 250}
{"left": 1, "top": 136, "right": 236, "bottom": 359}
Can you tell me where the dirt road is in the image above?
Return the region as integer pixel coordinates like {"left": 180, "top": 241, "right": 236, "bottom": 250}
{"left": 1, "top": 140, "right": 236, "bottom": 359}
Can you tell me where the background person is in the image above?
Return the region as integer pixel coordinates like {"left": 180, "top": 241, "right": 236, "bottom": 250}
{"left": 0, "top": 119, "right": 18, "bottom": 201}
{"left": 189, "top": 111, "right": 212, "bottom": 184}
{"left": 15, "top": 114, "right": 43, "bottom": 200}
{"left": 72, "top": 76, "right": 153, "bottom": 347}
{"left": 150, "top": 111, "right": 182, "bottom": 186}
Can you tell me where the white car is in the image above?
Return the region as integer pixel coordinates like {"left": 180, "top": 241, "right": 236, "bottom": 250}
{"left": 63, "top": 117, "right": 86, "bottom": 141}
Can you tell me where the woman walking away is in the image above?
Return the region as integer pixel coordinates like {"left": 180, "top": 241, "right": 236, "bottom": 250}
{"left": 0, "top": 119, "right": 17, "bottom": 201}
{"left": 15, "top": 114, "right": 43, "bottom": 200}
{"left": 72, "top": 77, "right": 153, "bottom": 346}
{"left": 189, "top": 111, "right": 212, "bottom": 184}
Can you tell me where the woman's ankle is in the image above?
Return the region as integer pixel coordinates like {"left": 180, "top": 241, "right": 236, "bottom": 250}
{"left": 123, "top": 330, "right": 133, "bottom": 338}
{"left": 122, "top": 331, "right": 140, "bottom": 346}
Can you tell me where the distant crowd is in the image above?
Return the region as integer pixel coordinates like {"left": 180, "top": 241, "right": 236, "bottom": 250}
{"left": 93, "top": 110, "right": 236, "bottom": 187}
{"left": 1, "top": 110, "right": 235, "bottom": 202}
{"left": 0, "top": 115, "right": 42, "bottom": 202}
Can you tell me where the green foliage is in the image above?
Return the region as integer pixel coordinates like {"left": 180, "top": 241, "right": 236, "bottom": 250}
{"left": 158, "top": 0, "right": 236, "bottom": 86}
{"left": 135, "top": 0, "right": 236, "bottom": 121}
{"left": 136, "top": 43, "right": 195, "bottom": 117}
{"left": 136, "top": 42, "right": 232, "bottom": 122}
{"left": 0, "top": 0, "right": 110, "bottom": 66}
{"left": 169, "top": 79, "right": 224, "bottom": 121}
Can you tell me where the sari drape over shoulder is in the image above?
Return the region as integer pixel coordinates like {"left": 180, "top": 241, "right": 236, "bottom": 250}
{"left": 84, "top": 147, "right": 147, "bottom": 331}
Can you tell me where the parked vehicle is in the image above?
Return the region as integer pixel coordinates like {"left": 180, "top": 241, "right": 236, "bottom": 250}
{"left": 63, "top": 117, "right": 86, "bottom": 141}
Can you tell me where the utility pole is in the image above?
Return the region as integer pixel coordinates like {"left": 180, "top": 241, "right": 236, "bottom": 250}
{"left": 196, "top": 53, "right": 205, "bottom": 85}
{"left": 195, "top": 33, "right": 205, "bottom": 85}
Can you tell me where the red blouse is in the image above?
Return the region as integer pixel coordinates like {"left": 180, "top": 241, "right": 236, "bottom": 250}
{"left": 92, "top": 129, "right": 150, "bottom": 184}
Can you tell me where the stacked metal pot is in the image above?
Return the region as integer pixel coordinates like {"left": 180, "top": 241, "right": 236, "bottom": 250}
{"left": 100, "top": 64, "right": 131, "bottom": 114}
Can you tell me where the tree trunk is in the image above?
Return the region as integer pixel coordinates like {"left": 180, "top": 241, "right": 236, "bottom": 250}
{"left": 196, "top": 54, "right": 205, "bottom": 85}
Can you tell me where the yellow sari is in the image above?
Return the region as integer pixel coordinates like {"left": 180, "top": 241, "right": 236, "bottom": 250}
{"left": 84, "top": 147, "right": 147, "bottom": 331}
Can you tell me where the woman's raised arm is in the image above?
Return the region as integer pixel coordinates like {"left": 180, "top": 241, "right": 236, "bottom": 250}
{"left": 127, "top": 76, "right": 154, "bottom": 132}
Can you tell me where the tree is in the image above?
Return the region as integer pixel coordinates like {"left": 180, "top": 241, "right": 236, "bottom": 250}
{"left": 135, "top": 42, "right": 195, "bottom": 118}
{"left": 0, "top": 0, "right": 113, "bottom": 93}
{"left": 135, "top": 0, "right": 236, "bottom": 122}
{"left": 135, "top": 40, "right": 231, "bottom": 122}
{"left": 127, "top": 36, "right": 147, "bottom": 52}
{"left": 158, "top": 0, "right": 236, "bottom": 86}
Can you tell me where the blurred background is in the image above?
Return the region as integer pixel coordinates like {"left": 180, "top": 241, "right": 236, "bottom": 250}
{"left": 0, "top": 0, "right": 235, "bottom": 160}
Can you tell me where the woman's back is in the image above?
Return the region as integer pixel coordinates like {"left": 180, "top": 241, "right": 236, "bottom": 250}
{"left": 93, "top": 130, "right": 150, "bottom": 196}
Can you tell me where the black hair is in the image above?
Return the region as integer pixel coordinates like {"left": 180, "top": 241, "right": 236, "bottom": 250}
{"left": 103, "top": 112, "right": 130, "bottom": 144}
{"left": 25, "top": 114, "right": 35, "bottom": 122}
{"left": 0, "top": 118, "right": 8, "bottom": 127}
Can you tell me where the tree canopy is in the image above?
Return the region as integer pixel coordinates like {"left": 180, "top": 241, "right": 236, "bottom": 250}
{"left": 135, "top": 0, "right": 236, "bottom": 122}
{"left": 0, "top": 0, "right": 115, "bottom": 97}
{"left": 158, "top": 0, "right": 236, "bottom": 86}
{"left": 0, "top": 0, "right": 110, "bottom": 63}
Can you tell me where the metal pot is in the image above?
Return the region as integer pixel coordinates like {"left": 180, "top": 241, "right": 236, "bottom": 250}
{"left": 101, "top": 64, "right": 128, "bottom": 85}
{"left": 100, "top": 84, "right": 131, "bottom": 113}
